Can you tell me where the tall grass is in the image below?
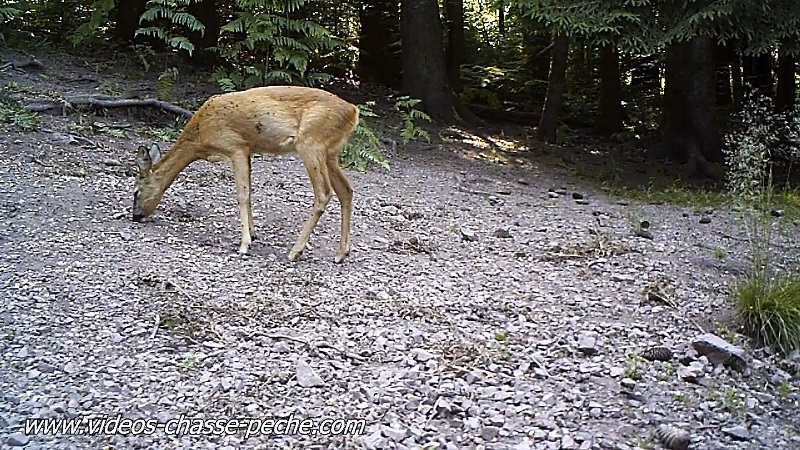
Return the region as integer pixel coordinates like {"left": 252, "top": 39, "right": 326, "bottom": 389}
{"left": 723, "top": 92, "right": 800, "bottom": 354}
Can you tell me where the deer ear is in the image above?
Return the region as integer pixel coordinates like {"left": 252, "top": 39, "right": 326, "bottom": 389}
{"left": 148, "top": 143, "right": 163, "bottom": 165}
{"left": 136, "top": 145, "right": 152, "bottom": 172}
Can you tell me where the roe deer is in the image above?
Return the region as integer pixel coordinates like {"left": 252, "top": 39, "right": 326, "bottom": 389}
{"left": 131, "top": 86, "right": 358, "bottom": 263}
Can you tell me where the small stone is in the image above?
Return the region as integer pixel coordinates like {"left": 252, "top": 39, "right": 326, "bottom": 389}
{"left": 722, "top": 425, "right": 751, "bottom": 441}
{"left": 699, "top": 216, "right": 712, "bottom": 224}
{"left": 296, "top": 359, "right": 324, "bottom": 388}
{"left": 6, "top": 432, "right": 29, "bottom": 447}
{"left": 575, "top": 199, "right": 590, "bottom": 206}
{"left": 572, "top": 192, "right": 584, "bottom": 200}
{"left": 589, "top": 376, "right": 619, "bottom": 391}
{"left": 481, "top": 426, "right": 501, "bottom": 441}
{"left": 494, "top": 228, "right": 512, "bottom": 239}
{"left": 547, "top": 429, "right": 562, "bottom": 441}
{"left": 50, "top": 402, "right": 67, "bottom": 413}
{"left": 63, "top": 362, "right": 79, "bottom": 374}
{"left": 36, "top": 361, "right": 56, "bottom": 373}
{"left": 771, "top": 209, "right": 784, "bottom": 217}
{"left": 361, "top": 429, "right": 385, "bottom": 449}
{"left": 561, "top": 435, "right": 577, "bottom": 449}
{"left": 548, "top": 192, "right": 560, "bottom": 199}
{"left": 103, "top": 158, "right": 122, "bottom": 166}
{"left": 272, "top": 341, "right": 292, "bottom": 353}
{"left": 460, "top": 227, "right": 478, "bottom": 242}
{"left": 577, "top": 334, "right": 598, "bottom": 356}
{"left": 692, "top": 334, "right": 747, "bottom": 369}
{"left": 383, "top": 425, "right": 407, "bottom": 441}
{"left": 611, "top": 274, "right": 634, "bottom": 282}
{"left": 16, "top": 347, "right": 30, "bottom": 358}
{"left": 411, "top": 348, "right": 434, "bottom": 362}
{"left": 516, "top": 179, "right": 530, "bottom": 186}
{"left": 677, "top": 362, "right": 705, "bottom": 383}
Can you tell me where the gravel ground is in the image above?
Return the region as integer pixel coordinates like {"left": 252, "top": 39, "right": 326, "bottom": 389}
{"left": 1, "top": 51, "right": 800, "bottom": 450}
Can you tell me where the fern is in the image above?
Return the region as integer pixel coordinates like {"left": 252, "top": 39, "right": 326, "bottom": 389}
{"left": 136, "top": 0, "right": 204, "bottom": 56}
{"left": 394, "top": 96, "right": 432, "bottom": 145}
{"left": 341, "top": 104, "right": 390, "bottom": 172}
{"left": 0, "top": 6, "right": 21, "bottom": 23}
{"left": 213, "top": 0, "right": 344, "bottom": 88}
{"left": 156, "top": 67, "right": 179, "bottom": 101}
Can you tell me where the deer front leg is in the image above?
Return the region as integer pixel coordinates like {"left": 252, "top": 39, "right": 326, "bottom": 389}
{"left": 288, "top": 152, "right": 333, "bottom": 261}
{"left": 230, "top": 156, "right": 254, "bottom": 255}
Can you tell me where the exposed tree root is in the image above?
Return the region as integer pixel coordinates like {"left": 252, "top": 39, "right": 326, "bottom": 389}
{"left": 25, "top": 95, "right": 195, "bottom": 118}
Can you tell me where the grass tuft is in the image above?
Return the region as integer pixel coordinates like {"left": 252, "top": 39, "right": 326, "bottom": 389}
{"left": 734, "top": 273, "right": 800, "bottom": 354}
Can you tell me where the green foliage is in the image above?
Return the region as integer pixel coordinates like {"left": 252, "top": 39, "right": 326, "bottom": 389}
{"left": 0, "top": 5, "right": 21, "bottom": 23}
{"left": 157, "top": 67, "right": 180, "bottom": 101}
{"left": 724, "top": 91, "right": 800, "bottom": 354}
{"left": 734, "top": 273, "right": 800, "bottom": 354}
{"left": 340, "top": 104, "right": 389, "bottom": 172}
{"left": 132, "top": 44, "right": 157, "bottom": 72}
{"left": 98, "top": 80, "right": 123, "bottom": 96}
{"left": 0, "top": 4, "right": 21, "bottom": 43}
{"left": 623, "top": 353, "right": 644, "bottom": 380}
{"left": 68, "top": 0, "right": 115, "bottom": 45}
{"left": 393, "top": 96, "right": 431, "bottom": 145}
{"left": 0, "top": 83, "right": 41, "bottom": 132}
{"left": 136, "top": 0, "right": 205, "bottom": 55}
{"left": 211, "top": 0, "right": 344, "bottom": 88}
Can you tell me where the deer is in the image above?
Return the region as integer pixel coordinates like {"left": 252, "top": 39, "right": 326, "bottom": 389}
{"left": 131, "top": 85, "right": 359, "bottom": 263}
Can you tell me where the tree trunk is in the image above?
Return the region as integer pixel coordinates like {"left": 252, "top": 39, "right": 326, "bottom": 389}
{"left": 358, "top": 0, "right": 402, "bottom": 88}
{"left": 114, "top": 0, "right": 148, "bottom": 44}
{"left": 186, "top": 0, "right": 220, "bottom": 66}
{"left": 538, "top": 33, "right": 570, "bottom": 142}
{"left": 657, "top": 36, "right": 723, "bottom": 176}
{"left": 520, "top": 14, "right": 551, "bottom": 104}
{"left": 714, "top": 41, "right": 733, "bottom": 110}
{"left": 593, "top": 44, "right": 624, "bottom": 135}
{"left": 401, "top": 0, "right": 479, "bottom": 124}
{"left": 444, "top": 0, "right": 465, "bottom": 93}
{"left": 777, "top": 39, "right": 796, "bottom": 111}
{"left": 498, "top": 1, "right": 505, "bottom": 36}
{"left": 742, "top": 52, "right": 774, "bottom": 98}
{"left": 731, "top": 45, "right": 744, "bottom": 107}
{"left": 630, "top": 53, "right": 660, "bottom": 94}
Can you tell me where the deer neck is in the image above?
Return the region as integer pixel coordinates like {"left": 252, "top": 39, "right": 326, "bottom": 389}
{"left": 152, "top": 141, "right": 201, "bottom": 193}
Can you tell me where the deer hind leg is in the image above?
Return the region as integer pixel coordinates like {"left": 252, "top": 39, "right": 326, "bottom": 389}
{"left": 288, "top": 147, "right": 333, "bottom": 262}
{"left": 230, "top": 155, "right": 255, "bottom": 254}
{"left": 327, "top": 153, "right": 353, "bottom": 263}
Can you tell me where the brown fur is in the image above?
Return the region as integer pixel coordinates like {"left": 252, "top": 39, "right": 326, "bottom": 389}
{"left": 132, "top": 86, "right": 359, "bottom": 263}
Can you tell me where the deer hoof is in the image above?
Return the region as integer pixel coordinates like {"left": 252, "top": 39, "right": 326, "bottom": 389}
{"left": 288, "top": 250, "right": 302, "bottom": 262}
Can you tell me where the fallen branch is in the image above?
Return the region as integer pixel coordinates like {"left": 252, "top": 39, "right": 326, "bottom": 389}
{"left": 0, "top": 57, "right": 44, "bottom": 72}
{"left": 26, "top": 95, "right": 195, "bottom": 118}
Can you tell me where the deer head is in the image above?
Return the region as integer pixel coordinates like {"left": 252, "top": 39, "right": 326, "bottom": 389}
{"left": 132, "top": 143, "right": 165, "bottom": 222}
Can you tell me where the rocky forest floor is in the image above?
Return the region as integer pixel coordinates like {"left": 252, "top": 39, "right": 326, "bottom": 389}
{"left": 1, "top": 47, "right": 799, "bottom": 450}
